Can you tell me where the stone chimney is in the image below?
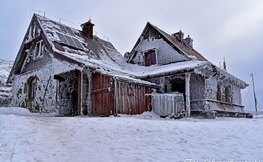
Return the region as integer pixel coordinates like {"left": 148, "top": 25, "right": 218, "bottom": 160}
{"left": 172, "top": 30, "right": 184, "bottom": 42}
{"left": 81, "top": 19, "right": 94, "bottom": 39}
{"left": 184, "top": 35, "right": 193, "bottom": 49}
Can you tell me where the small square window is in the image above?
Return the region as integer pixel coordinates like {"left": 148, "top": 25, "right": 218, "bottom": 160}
{"left": 145, "top": 50, "right": 156, "bottom": 66}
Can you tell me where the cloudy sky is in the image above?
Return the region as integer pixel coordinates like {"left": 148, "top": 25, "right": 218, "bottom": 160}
{"left": 0, "top": 0, "right": 262, "bottom": 110}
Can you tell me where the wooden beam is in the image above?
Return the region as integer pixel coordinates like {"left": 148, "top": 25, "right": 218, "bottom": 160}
{"left": 185, "top": 73, "right": 191, "bottom": 117}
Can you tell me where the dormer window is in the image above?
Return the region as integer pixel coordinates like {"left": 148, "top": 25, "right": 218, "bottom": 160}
{"left": 35, "top": 40, "right": 44, "bottom": 59}
{"left": 145, "top": 50, "right": 156, "bottom": 66}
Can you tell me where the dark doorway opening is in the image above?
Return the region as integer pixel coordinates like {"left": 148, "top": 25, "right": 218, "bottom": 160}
{"left": 171, "top": 78, "right": 185, "bottom": 94}
{"left": 56, "top": 70, "right": 79, "bottom": 116}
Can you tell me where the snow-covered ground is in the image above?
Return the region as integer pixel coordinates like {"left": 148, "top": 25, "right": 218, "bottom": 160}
{"left": 0, "top": 107, "right": 262, "bottom": 162}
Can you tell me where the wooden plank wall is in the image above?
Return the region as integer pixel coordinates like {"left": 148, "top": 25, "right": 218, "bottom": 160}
{"left": 115, "top": 80, "right": 152, "bottom": 115}
{"left": 91, "top": 72, "right": 115, "bottom": 116}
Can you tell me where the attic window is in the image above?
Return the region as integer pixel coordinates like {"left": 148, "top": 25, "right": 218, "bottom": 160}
{"left": 29, "top": 77, "right": 37, "bottom": 100}
{"left": 145, "top": 50, "right": 156, "bottom": 66}
{"left": 35, "top": 40, "right": 44, "bottom": 59}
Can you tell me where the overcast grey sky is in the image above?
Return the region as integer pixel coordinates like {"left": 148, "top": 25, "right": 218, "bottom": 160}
{"left": 0, "top": 0, "right": 262, "bottom": 110}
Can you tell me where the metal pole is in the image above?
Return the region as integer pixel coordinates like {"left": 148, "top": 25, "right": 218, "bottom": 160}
{"left": 251, "top": 73, "right": 258, "bottom": 111}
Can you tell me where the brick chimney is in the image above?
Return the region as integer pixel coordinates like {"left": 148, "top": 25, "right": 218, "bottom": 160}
{"left": 81, "top": 19, "right": 94, "bottom": 39}
{"left": 184, "top": 35, "right": 193, "bottom": 49}
{"left": 172, "top": 30, "right": 184, "bottom": 42}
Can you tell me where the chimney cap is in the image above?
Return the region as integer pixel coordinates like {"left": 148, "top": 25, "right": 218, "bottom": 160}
{"left": 81, "top": 20, "right": 94, "bottom": 28}
{"left": 81, "top": 19, "right": 95, "bottom": 39}
{"left": 172, "top": 30, "right": 184, "bottom": 42}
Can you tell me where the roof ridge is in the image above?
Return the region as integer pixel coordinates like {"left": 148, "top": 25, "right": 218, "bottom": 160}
{"left": 149, "top": 22, "right": 207, "bottom": 61}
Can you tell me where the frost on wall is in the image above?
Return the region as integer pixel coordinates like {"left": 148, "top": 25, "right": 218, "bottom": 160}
{"left": 151, "top": 92, "right": 184, "bottom": 117}
{"left": 10, "top": 64, "right": 57, "bottom": 113}
{"left": 204, "top": 72, "right": 245, "bottom": 112}
{"left": 190, "top": 73, "right": 205, "bottom": 111}
{"left": 129, "top": 26, "right": 189, "bottom": 66}
{"left": 132, "top": 39, "right": 189, "bottom": 66}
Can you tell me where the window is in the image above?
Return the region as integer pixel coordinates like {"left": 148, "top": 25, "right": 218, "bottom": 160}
{"left": 35, "top": 40, "right": 44, "bottom": 58}
{"left": 29, "top": 77, "right": 37, "bottom": 100}
{"left": 145, "top": 50, "right": 156, "bottom": 66}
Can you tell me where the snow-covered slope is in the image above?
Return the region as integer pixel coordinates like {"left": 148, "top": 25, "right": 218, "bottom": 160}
{"left": 0, "top": 59, "right": 13, "bottom": 107}
{"left": 0, "top": 108, "right": 262, "bottom": 162}
{"left": 0, "top": 59, "right": 13, "bottom": 85}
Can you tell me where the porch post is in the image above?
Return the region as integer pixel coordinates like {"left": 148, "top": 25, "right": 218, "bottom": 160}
{"left": 87, "top": 70, "right": 92, "bottom": 116}
{"left": 80, "top": 70, "right": 83, "bottom": 116}
{"left": 185, "top": 73, "right": 191, "bottom": 117}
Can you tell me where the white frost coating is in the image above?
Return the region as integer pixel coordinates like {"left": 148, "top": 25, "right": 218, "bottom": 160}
{"left": 10, "top": 64, "right": 57, "bottom": 113}
{"left": 0, "top": 59, "right": 13, "bottom": 85}
{"left": 185, "top": 73, "right": 191, "bottom": 117}
{"left": 7, "top": 14, "right": 249, "bottom": 117}
{"left": 151, "top": 93, "right": 184, "bottom": 116}
{"left": 52, "top": 58, "right": 82, "bottom": 75}
{"left": 132, "top": 38, "right": 189, "bottom": 65}
{"left": 36, "top": 14, "right": 86, "bottom": 48}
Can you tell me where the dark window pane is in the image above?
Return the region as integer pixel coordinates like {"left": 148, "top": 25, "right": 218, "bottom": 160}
{"left": 145, "top": 53, "right": 150, "bottom": 66}
{"left": 151, "top": 51, "right": 156, "bottom": 65}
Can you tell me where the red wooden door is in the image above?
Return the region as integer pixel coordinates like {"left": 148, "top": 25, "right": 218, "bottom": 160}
{"left": 91, "top": 73, "right": 115, "bottom": 116}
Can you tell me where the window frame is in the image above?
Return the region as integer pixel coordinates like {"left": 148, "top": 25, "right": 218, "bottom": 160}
{"left": 144, "top": 49, "right": 157, "bottom": 66}
{"left": 34, "top": 40, "right": 44, "bottom": 59}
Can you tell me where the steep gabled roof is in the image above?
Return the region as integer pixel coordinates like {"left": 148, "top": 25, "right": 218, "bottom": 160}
{"left": 130, "top": 22, "right": 207, "bottom": 62}
{"left": 7, "top": 14, "right": 125, "bottom": 83}
{"left": 35, "top": 14, "right": 125, "bottom": 65}
{"left": 150, "top": 23, "right": 207, "bottom": 61}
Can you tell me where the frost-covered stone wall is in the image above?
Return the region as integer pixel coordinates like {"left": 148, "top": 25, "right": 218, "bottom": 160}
{"left": 190, "top": 73, "right": 206, "bottom": 111}
{"left": 204, "top": 75, "right": 244, "bottom": 112}
{"left": 10, "top": 64, "right": 57, "bottom": 113}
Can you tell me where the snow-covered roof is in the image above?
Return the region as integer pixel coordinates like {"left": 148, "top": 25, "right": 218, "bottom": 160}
{"left": 34, "top": 14, "right": 126, "bottom": 66}
{"left": 7, "top": 14, "right": 248, "bottom": 89}
{"left": 129, "top": 22, "right": 207, "bottom": 62}
{"left": 150, "top": 23, "right": 207, "bottom": 61}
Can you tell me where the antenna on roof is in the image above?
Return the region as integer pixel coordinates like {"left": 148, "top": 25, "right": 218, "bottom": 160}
{"left": 223, "top": 57, "right": 227, "bottom": 71}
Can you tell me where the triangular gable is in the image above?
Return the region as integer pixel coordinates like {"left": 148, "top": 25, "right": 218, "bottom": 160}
{"left": 128, "top": 22, "right": 207, "bottom": 65}
{"left": 7, "top": 14, "right": 125, "bottom": 83}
